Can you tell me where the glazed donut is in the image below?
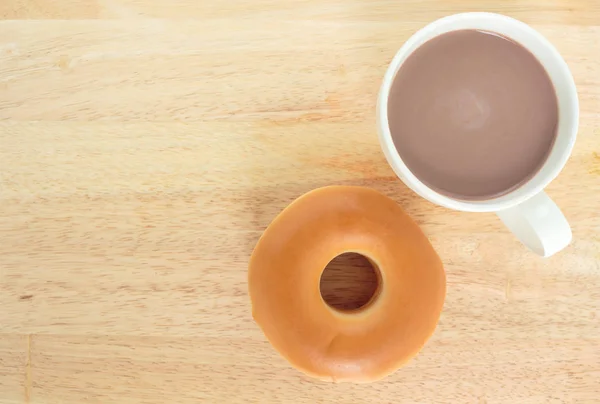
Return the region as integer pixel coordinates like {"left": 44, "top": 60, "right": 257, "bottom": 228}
{"left": 248, "top": 186, "right": 446, "bottom": 382}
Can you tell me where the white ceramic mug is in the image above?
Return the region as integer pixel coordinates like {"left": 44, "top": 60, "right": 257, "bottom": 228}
{"left": 377, "top": 12, "right": 579, "bottom": 257}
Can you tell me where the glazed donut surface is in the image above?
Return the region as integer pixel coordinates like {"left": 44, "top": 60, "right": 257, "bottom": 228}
{"left": 249, "top": 186, "right": 446, "bottom": 382}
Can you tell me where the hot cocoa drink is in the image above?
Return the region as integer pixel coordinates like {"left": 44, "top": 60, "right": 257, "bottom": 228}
{"left": 387, "top": 29, "right": 558, "bottom": 200}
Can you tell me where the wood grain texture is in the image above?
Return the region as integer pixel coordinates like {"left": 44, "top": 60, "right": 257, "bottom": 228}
{"left": 320, "top": 253, "right": 379, "bottom": 311}
{"left": 1, "top": 1, "right": 599, "bottom": 403}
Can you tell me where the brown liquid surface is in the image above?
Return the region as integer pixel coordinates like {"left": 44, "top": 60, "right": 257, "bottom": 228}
{"left": 388, "top": 30, "right": 558, "bottom": 200}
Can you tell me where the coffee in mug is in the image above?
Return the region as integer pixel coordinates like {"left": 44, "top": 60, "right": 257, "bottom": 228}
{"left": 377, "top": 13, "right": 579, "bottom": 257}
{"left": 387, "top": 29, "right": 558, "bottom": 201}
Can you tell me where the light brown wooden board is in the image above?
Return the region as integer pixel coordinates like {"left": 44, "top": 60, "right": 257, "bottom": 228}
{"left": 1, "top": 1, "right": 600, "bottom": 403}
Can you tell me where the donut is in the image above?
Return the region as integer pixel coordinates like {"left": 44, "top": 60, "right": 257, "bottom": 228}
{"left": 248, "top": 186, "right": 446, "bottom": 382}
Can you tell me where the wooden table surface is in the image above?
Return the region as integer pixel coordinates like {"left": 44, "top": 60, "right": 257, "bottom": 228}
{"left": 1, "top": 1, "right": 600, "bottom": 403}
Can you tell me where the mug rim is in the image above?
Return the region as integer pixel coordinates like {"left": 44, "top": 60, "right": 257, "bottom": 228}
{"left": 377, "top": 12, "right": 579, "bottom": 213}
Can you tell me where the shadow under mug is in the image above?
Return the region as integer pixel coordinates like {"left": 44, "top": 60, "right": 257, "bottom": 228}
{"left": 377, "top": 12, "right": 579, "bottom": 257}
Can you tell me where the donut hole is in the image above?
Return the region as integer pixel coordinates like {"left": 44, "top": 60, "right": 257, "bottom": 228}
{"left": 319, "top": 252, "right": 380, "bottom": 312}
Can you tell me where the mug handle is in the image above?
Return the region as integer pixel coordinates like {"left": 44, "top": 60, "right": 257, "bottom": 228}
{"left": 496, "top": 191, "right": 572, "bottom": 257}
